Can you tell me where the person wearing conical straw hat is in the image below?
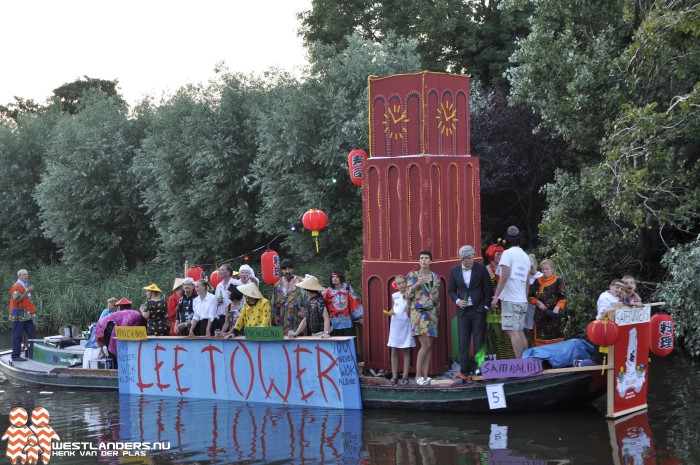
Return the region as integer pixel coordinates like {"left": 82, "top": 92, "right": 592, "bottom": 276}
{"left": 230, "top": 282, "right": 271, "bottom": 337}
{"left": 287, "top": 275, "right": 331, "bottom": 339}
{"left": 140, "top": 283, "right": 170, "bottom": 336}
{"left": 115, "top": 297, "right": 133, "bottom": 311}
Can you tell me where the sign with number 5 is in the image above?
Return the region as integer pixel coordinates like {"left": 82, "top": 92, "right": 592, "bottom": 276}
{"left": 486, "top": 383, "right": 507, "bottom": 409}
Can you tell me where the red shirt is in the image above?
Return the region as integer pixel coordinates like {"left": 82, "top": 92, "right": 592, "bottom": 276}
{"left": 167, "top": 292, "right": 180, "bottom": 335}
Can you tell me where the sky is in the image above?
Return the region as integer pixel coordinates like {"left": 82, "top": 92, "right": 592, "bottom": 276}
{"left": 1, "top": 0, "right": 311, "bottom": 107}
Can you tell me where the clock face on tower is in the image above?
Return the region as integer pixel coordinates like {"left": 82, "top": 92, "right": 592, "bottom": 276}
{"left": 436, "top": 99, "right": 457, "bottom": 136}
{"left": 383, "top": 103, "right": 409, "bottom": 140}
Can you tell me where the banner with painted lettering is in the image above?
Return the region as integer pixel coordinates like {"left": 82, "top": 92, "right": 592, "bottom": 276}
{"left": 118, "top": 394, "right": 364, "bottom": 464}
{"left": 116, "top": 337, "right": 362, "bottom": 409}
{"left": 613, "top": 306, "right": 650, "bottom": 415}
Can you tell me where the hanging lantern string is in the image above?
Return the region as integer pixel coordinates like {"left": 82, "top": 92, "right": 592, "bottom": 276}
{"left": 187, "top": 233, "right": 284, "bottom": 270}
{"left": 188, "top": 165, "right": 350, "bottom": 269}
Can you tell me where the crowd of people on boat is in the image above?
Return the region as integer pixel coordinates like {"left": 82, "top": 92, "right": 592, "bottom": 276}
{"left": 8, "top": 224, "right": 644, "bottom": 379}
{"left": 65, "top": 261, "right": 362, "bottom": 368}
{"left": 385, "top": 225, "right": 644, "bottom": 385}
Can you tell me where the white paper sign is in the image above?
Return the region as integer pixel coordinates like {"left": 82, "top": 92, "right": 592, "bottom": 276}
{"left": 486, "top": 383, "right": 507, "bottom": 409}
{"left": 489, "top": 424, "right": 508, "bottom": 450}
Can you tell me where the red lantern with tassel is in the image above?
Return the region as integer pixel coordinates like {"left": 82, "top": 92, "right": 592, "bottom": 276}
{"left": 348, "top": 149, "right": 367, "bottom": 186}
{"left": 302, "top": 209, "right": 328, "bottom": 253}
{"left": 261, "top": 250, "right": 281, "bottom": 285}
{"left": 210, "top": 270, "right": 222, "bottom": 289}
{"left": 587, "top": 318, "right": 619, "bottom": 366}
{"left": 187, "top": 266, "right": 204, "bottom": 281}
{"left": 649, "top": 313, "right": 674, "bottom": 357}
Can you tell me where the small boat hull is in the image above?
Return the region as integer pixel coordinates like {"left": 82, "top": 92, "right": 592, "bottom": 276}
{"left": 360, "top": 370, "right": 606, "bottom": 413}
{"left": 0, "top": 349, "right": 117, "bottom": 390}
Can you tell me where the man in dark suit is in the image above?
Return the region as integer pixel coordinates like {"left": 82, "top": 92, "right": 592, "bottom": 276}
{"left": 449, "top": 245, "right": 493, "bottom": 383}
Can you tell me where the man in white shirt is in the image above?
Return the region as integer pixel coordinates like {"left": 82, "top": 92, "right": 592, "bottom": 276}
{"left": 492, "top": 226, "right": 531, "bottom": 358}
{"left": 596, "top": 279, "right": 624, "bottom": 320}
{"left": 214, "top": 264, "right": 239, "bottom": 332}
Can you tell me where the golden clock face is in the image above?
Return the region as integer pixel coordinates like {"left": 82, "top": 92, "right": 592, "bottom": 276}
{"left": 383, "top": 103, "right": 408, "bottom": 140}
{"left": 436, "top": 100, "right": 457, "bottom": 136}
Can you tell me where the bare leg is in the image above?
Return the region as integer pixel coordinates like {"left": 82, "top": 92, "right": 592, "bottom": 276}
{"left": 402, "top": 348, "right": 411, "bottom": 380}
{"left": 390, "top": 347, "right": 399, "bottom": 381}
{"left": 416, "top": 335, "right": 433, "bottom": 379}
{"left": 506, "top": 330, "right": 528, "bottom": 358}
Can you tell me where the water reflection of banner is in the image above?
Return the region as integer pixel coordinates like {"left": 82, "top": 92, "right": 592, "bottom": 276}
{"left": 117, "top": 337, "right": 362, "bottom": 409}
{"left": 609, "top": 410, "right": 655, "bottom": 465}
{"left": 118, "top": 394, "right": 364, "bottom": 464}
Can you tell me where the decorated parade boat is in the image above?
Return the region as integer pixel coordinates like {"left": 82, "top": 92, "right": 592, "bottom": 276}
{"left": 1, "top": 73, "right": 674, "bottom": 419}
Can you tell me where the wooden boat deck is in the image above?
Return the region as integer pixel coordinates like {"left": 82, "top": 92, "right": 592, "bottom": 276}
{"left": 360, "top": 366, "right": 608, "bottom": 413}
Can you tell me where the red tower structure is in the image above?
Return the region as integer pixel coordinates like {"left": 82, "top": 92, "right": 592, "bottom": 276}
{"left": 362, "top": 72, "right": 481, "bottom": 375}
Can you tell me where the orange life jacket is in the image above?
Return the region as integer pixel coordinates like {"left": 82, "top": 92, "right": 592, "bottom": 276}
{"left": 9, "top": 282, "right": 36, "bottom": 318}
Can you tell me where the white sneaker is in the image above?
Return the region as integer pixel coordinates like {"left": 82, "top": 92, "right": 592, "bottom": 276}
{"left": 416, "top": 377, "right": 425, "bottom": 385}
{"left": 424, "top": 377, "right": 433, "bottom": 385}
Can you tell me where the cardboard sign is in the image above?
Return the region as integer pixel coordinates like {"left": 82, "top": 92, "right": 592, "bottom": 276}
{"left": 611, "top": 306, "right": 650, "bottom": 417}
{"left": 481, "top": 358, "right": 543, "bottom": 379}
{"left": 245, "top": 326, "right": 283, "bottom": 341}
{"left": 486, "top": 383, "right": 507, "bottom": 409}
{"left": 115, "top": 326, "right": 147, "bottom": 340}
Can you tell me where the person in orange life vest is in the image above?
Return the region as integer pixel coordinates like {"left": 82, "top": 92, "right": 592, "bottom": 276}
{"left": 9, "top": 269, "right": 36, "bottom": 362}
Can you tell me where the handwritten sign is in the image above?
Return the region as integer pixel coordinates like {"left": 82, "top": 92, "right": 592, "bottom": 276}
{"left": 481, "top": 358, "right": 542, "bottom": 379}
{"left": 245, "top": 326, "right": 283, "bottom": 341}
{"left": 615, "top": 306, "right": 651, "bottom": 326}
{"left": 115, "top": 326, "right": 147, "bottom": 340}
{"left": 117, "top": 337, "right": 362, "bottom": 409}
{"left": 486, "top": 384, "right": 507, "bottom": 409}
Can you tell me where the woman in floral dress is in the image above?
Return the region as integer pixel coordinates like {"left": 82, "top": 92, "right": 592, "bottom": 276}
{"left": 406, "top": 250, "right": 440, "bottom": 385}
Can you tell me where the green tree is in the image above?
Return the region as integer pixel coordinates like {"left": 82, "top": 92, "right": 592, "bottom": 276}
{"left": 132, "top": 74, "right": 263, "bottom": 266}
{"left": 299, "top": 0, "right": 530, "bottom": 86}
{"left": 0, "top": 97, "right": 43, "bottom": 128}
{"left": 504, "top": 0, "right": 647, "bottom": 153}
{"left": 0, "top": 111, "right": 59, "bottom": 264}
{"left": 655, "top": 236, "right": 700, "bottom": 356}
{"left": 507, "top": 1, "right": 700, "bottom": 288}
{"left": 35, "top": 93, "right": 153, "bottom": 268}
{"left": 537, "top": 170, "right": 637, "bottom": 337}
{"left": 251, "top": 34, "right": 422, "bottom": 283}
{"left": 51, "top": 76, "right": 123, "bottom": 115}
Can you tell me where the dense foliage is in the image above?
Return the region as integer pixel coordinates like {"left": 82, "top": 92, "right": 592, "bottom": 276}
{"left": 655, "top": 237, "right": 700, "bottom": 356}
{"left": 298, "top": 0, "right": 531, "bottom": 86}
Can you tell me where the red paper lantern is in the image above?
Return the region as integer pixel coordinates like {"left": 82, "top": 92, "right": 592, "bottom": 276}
{"left": 348, "top": 149, "right": 368, "bottom": 186}
{"left": 302, "top": 209, "right": 328, "bottom": 253}
{"left": 587, "top": 318, "right": 619, "bottom": 366}
{"left": 210, "top": 270, "right": 222, "bottom": 289}
{"left": 587, "top": 318, "right": 619, "bottom": 347}
{"left": 187, "top": 266, "right": 204, "bottom": 281}
{"left": 261, "top": 250, "right": 281, "bottom": 285}
{"left": 649, "top": 313, "right": 674, "bottom": 357}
